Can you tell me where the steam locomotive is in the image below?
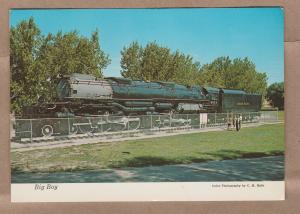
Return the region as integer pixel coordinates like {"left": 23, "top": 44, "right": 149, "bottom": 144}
{"left": 13, "top": 73, "right": 263, "bottom": 138}
{"left": 23, "top": 73, "right": 262, "bottom": 118}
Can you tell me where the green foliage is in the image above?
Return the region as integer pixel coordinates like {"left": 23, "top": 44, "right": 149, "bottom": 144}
{"left": 199, "top": 57, "right": 268, "bottom": 95}
{"left": 10, "top": 18, "right": 110, "bottom": 113}
{"left": 121, "top": 41, "right": 201, "bottom": 85}
{"left": 11, "top": 18, "right": 271, "bottom": 115}
{"left": 266, "top": 82, "right": 284, "bottom": 110}
{"left": 10, "top": 17, "right": 43, "bottom": 113}
{"left": 120, "top": 41, "right": 143, "bottom": 79}
{"left": 121, "top": 43, "right": 268, "bottom": 95}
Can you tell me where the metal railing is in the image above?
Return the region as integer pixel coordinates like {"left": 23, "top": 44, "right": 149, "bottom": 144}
{"left": 11, "top": 111, "right": 279, "bottom": 143}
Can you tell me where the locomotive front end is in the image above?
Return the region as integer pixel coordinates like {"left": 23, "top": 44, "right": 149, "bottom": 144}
{"left": 56, "top": 77, "right": 71, "bottom": 100}
{"left": 56, "top": 73, "right": 113, "bottom": 101}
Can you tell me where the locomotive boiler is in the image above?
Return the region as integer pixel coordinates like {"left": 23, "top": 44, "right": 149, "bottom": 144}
{"left": 22, "top": 73, "right": 262, "bottom": 118}
{"left": 14, "top": 73, "right": 263, "bottom": 138}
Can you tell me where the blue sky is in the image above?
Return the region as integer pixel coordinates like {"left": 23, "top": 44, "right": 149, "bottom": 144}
{"left": 10, "top": 8, "right": 284, "bottom": 84}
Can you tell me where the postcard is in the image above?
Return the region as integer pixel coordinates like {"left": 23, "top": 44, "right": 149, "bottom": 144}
{"left": 10, "top": 7, "right": 284, "bottom": 202}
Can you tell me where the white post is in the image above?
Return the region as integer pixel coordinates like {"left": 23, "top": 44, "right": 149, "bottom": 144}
{"left": 199, "top": 113, "right": 201, "bottom": 129}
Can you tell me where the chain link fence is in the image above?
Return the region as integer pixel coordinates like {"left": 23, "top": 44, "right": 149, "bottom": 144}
{"left": 11, "top": 111, "right": 279, "bottom": 143}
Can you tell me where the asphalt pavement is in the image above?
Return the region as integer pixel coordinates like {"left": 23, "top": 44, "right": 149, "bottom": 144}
{"left": 12, "top": 155, "right": 284, "bottom": 183}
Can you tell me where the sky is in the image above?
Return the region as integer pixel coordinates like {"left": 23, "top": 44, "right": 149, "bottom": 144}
{"left": 10, "top": 8, "right": 284, "bottom": 84}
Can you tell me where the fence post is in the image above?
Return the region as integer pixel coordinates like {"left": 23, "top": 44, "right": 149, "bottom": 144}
{"left": 248, "top": 112, "right": 250, "bottom": 123}
{"left": 67, "top": 117, "right": 70, "bottom": 135}
{"left": 214, "top": 112, "right": 217, "bottom": 126}
{"left": 30, "top": 119, "right": 33, "bottom": 143}
{"left": 226, "top": 112, "right": 228, "bottom": 126}
{"left": 186, "top": 114, "right": 188, "bottom": 130}
{"left": 276, "top": 110, "right": 279, "bottom": 121}
{"left": 128, "top": 115, "right": 130, "bottom": 131}
{"left": 100, "top": 116, "right": 103, "bottom": 133}
{"left": 150, "top": 114, "right": 153, "bottom": 130}
{"left": 199, "top": 113, "right": 201, "bottom": 129}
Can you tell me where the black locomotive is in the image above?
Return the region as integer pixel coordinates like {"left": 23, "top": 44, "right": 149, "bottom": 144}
{"left": 22, "top": 73, "right": 262, "bottom": 118}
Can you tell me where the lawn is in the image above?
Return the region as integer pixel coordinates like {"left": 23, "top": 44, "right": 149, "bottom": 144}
{"left": 11, "top": 123, "right": 284, "bottom": 173}
{"left": 278, "top": 111, "right": 284, "bottom": 121}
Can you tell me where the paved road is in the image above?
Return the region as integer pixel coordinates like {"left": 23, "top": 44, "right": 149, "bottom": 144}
{"left": 12, "top": 156, "right": 284, "bottom": 183}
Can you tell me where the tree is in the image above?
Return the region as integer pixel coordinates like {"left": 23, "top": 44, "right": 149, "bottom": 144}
{"left": 266, "top": 82, "right": 284, "bottom": 110}
{"left": 39, "top": 29, "right": 110, "bottom": 78}
{"left": 120, "top": 41, "right": 143, "bottom": 79}
{"left": 10, "top": 17, "right": 43, "bottom": 113}
{"left": 170, "top": 51, "right": 201, "bottom": 86}
{"left": 120, "top": 41, "right": 201, "bottom": 85}
{"left": 10, "top": 18, "right": 111, "bottom": 114}
{"left": 140, "top": 42, "right": 173, "bottom": 81}
{"left": 199, "top": 57, "right": 268, "bottom": 95}
{"left": 36, "top": 30, "right": 110, "bottom": 100}
{"left": 198, "top": 56, "right": 231, "bottom": 88}
{"left": 120, "top": 43, "right": 267, "bottom": 95}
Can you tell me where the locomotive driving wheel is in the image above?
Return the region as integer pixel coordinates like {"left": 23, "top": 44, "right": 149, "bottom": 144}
{"left": 41, "top": 125, "right": 54, "bottom": 137}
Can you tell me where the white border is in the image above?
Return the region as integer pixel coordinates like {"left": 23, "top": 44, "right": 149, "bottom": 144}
{"left": 11, "top": 181, "right": 285, "bottom": 202}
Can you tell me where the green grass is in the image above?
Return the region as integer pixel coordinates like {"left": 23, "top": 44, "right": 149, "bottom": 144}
{"left": 11, "top": 123, "right": 284, "bottom": 173}
{"left": 278, "top": 111, "right": 284, "bottom": 121}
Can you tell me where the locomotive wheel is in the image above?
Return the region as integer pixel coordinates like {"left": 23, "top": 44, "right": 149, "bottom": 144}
{"left": 41, "top": 125, "right": 54, "bottom": 137}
